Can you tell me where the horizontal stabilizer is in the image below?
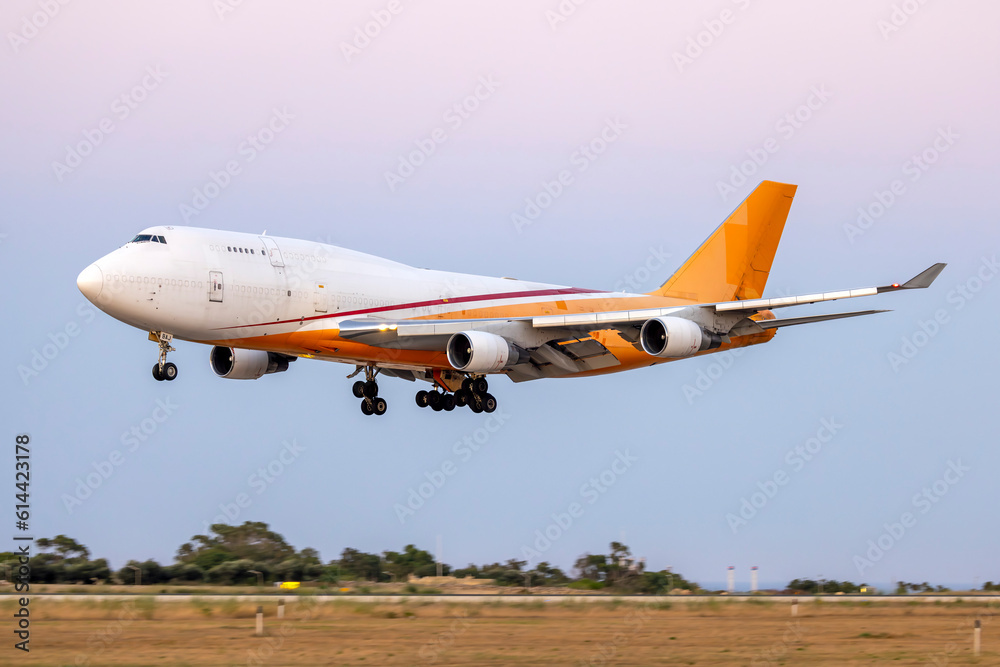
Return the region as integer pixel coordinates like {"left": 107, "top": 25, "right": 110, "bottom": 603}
{"left": 758, "top": 309, "right": 889, "bottom": 329}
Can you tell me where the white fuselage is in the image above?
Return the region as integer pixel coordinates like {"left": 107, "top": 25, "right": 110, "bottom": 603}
{"left": 78, "top": 226, "right": 625, "bottom": 347}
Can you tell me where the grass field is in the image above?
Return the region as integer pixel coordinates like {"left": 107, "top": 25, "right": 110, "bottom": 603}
{"left": 6, "top": 597, "right": 998, "bottom": 666}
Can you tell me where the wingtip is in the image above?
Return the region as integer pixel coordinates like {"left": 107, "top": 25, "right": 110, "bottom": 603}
{"left": 903, "top": 262, "right": 947, "bottom": 289}
{"left": 878, "top": 263, "right": 947, "bottom": 292}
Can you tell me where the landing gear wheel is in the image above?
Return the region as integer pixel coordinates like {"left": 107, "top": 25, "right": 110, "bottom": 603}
{"left": 415, "top": 390, "right": 429, "bottom": 407}
{"left": 363, "top": 380, "right": 379, "bottom": 398}
{"left": 472, "top": 377, "right": 489, "bottom": 394}
{"left": 461, "top": 378, "right": 473, "bottom": 393}
{"left": 360, "top": 399, "right": 374, "bottom": 415}
{"left": 441, "top": 394, "right": 456, "bottom": 411}
{"left": 373, "top": 397, "right": 388, "bottom": 415}
{"left": 428, "top": 392, "right": 443, "bottom": 411}
{"left": 353, "top": 381, "right": 366, "bottom": 398}
{"left": 454, "top": 391, "right": 468, "bottom": 407}
{"left": 482, "top": 393, "right": 497, "bottom": 413}
{"left": 469, "top": 397, "right": 484, "bottom": 413}
{"left": 151, "top": 332, "right": 176, "bottom": 382}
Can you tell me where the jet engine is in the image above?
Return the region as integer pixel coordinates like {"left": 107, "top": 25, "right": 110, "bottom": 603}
{"left": 639, "top": 317, "right": 721, "bottom": 358}
{"left": 210, "top": 346, "right": 292, "bottom": 380}
{"left": 446, "top": 331, "right": 526, "bottom": 373}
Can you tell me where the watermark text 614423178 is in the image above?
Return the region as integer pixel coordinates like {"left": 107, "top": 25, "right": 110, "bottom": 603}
{"left": 13, "top": 433, "right": 32, "bottom": 652}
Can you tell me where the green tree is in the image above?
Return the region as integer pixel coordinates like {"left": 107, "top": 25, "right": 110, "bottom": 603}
{"left": 37, "top": 535, "right": 90, "bottom": 561}
{"left": 176, "top": 522, "right": 295, "bottom": 569}
{"left": 338, "top": 548, "right": 382, "bottom": 582}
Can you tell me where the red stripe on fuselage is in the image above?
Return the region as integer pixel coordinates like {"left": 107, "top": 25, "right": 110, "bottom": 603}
{"left": 213, "top": 287, "right": 605, "bottom": 331}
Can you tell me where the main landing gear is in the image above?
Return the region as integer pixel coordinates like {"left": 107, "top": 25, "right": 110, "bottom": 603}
{"left": 151, "top": 332, "right": 178, "bottom": 382}
{"left": 349, "top": 366, "right": 387, "bottom": 416}
{"left": 415, "top": 376, "right": 497, "bottom": 414}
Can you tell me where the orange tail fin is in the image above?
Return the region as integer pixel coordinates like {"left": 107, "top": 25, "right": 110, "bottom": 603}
{"left": 652, "top": 180, "right": 797, "bottom": 303}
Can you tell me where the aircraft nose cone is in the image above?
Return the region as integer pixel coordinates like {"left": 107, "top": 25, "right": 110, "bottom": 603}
{"left": 77, "top": 263, "right": 104, "bottom": 302}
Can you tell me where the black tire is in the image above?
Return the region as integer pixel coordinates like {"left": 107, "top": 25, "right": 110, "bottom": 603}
{"left": 469, "top": 397, "right": 483, "bottom": 413}
{"left": 427, "top": 391, "right": 442, "bottom": 410}
{"left": 162, "top": 362, "right": 178, "bottom": 381}
{"left": 473, "top": 377, "right": 489, "bottom": 394}
{"left": 442, "top": 394, "right": 455, "bottom": 411}
{"left": 373, "top": 398, "right": 388, "bottom": 415}
{"left": 152, "top": 364, "right": 163, "bottom": 381}
{"left": 363, "top": 380, "right": 379, "bottom": 398}
{"left": 360, "top": 399, "right": 374, "bottom": 415}
{"left": 454, "top": 391, "right": 468, "bottom": 407}
{"left": 353, "top": 380, "right": 366, "bottom": 398}
{"left": 415, "top": 390, "right": 428, "bottom": 407}
{"left": 483, "top": 393, "right": 497, "bottom": 413}
{"left": 461, "top": 378, "right": 473, "bottom": 393}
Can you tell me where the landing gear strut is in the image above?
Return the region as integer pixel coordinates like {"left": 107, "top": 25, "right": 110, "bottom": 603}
{"left": 349, "top": 366, "right": 387, "bottom": 416}
{"left": 151, "top": 332, "right": 178, "bottom": 382}
{"left": 416, "top": 375, "right": 496, "bottom": 414}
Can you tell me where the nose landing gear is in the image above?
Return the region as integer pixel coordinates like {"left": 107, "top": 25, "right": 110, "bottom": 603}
{"left": 151, "top": 332, "right": 178, "bottom": 382}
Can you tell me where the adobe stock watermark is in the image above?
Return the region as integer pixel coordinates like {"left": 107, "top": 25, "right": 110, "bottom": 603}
{"left": 716, "top": 85, "right": 832, "bottom": 202}
{"left": 750, "top": 621, "right": 806, "bottom": 667}
{"left": 17, "top": 302, "right": 97, "bottom": 386}
{"left": 545, "top": 0, "right": 590, "bottom": 31}
{"left": 245, "top": 597, "right": 318, "bottom": 666}
{"left": 339, "top": 0, "right": 408, "bottom": 64}
{"left": 843, "top": 126, "right": 958, "bottom": 244}
{"left": 394, "top": 410, "right": 511, "bottom": 524}
{"left": 852, "top": 459, "right": 970, "bottom": 576}
{"left": 201, "top": 439, "right": 306, "bottom": 531}
{"left": 519, "top": 449, "right": 638, "bottom": 563}
{"left": 51, "top": 65, "right": 168, "bottom": 182}
{"left": 178, "top": 107, "right": 293, "bottom": 222}
{"left": 384, "top": 75, "right": 500, "bottom": 192}
{"left": 672, "top": 0, "right": 754, "bottom": 74}
{"left": 72, "top": 601, "right": 140, "bottom": 667}
{"left": 511, "top": 117, "right": 628, "bottom": 234}
{"left": 7, "top": 0, "right": 73, "bottom": 54}
{"left": 681, "top": 346, "right": 747, "bottom": 405}
{"left": 418, "top": 610, "right": 475, "bottom": 663}
{"left": 925, "top": 602, "right": 997, "bottom": 666}
{"left": 612, "top": 246, "right": 672, "bottom": 293}
{"left": 877, "top": 0, "right": 931, "bottom": 40}
{"left": 726, "top": 417, "right": 844, "bottom": 534}
{"left": 580, "top": 603, "right": 654, "bottom": 666}
{"left": 214, "top": 0, "right": 248, "bottom": 21}
{"left": 61, "top": 398, "right": 181, "bottom": 514}
{"left": 887, "top": 255, "right": 994, "bottom": 373}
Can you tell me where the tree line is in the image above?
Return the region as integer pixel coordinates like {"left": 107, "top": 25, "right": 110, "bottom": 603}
{"left": 1, "top": 523, "right": 985, "bottom": 594}
{"left": 1, "top": 524, "right": 695, "bottom": 593}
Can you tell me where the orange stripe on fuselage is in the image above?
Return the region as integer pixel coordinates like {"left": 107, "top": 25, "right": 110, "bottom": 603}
{"left": 193, "top": 293, "right": 776, "bottom": 377}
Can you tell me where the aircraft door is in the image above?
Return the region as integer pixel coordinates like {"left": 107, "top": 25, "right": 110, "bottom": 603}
{"left": 209, "top": 271, "right": 224, "bottom": 302}
{"left": 259, "top": 236, "right": 284, "bottom": 267}
{"left": 314, "top": 282, "right": 328, "bottom": 313}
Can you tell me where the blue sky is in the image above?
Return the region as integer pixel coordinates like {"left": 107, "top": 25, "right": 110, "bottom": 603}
{"left": 2, "top": 0, "right": 998, "bottom": 590}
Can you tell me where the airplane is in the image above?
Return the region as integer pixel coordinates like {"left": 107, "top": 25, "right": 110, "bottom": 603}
{"left": 76, "top": 180, "right": 945, "bottom": 416}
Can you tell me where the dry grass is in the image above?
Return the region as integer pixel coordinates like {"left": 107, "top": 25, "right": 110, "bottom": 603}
{"left": 7, "top": 597, "right": 998, "bottom": 665}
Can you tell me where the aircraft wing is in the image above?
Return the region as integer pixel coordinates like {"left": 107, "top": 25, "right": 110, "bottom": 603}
{"left": 335, "top": 263, "right": 945, "bottom": 372}
{"left": 530, "top": 263, "right": 946, "bottom": 332}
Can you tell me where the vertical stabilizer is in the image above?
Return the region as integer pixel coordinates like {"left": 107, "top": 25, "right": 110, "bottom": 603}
{"left": 652, "top": 181, "right": 797, "bottom": 303}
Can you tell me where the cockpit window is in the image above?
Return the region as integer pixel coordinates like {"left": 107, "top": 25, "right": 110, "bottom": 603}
{"left": 156, "top": 236, "right": 167, "bottom": 244}
{"left": 130, "top": 234, "right": 153, "bottom": 243}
